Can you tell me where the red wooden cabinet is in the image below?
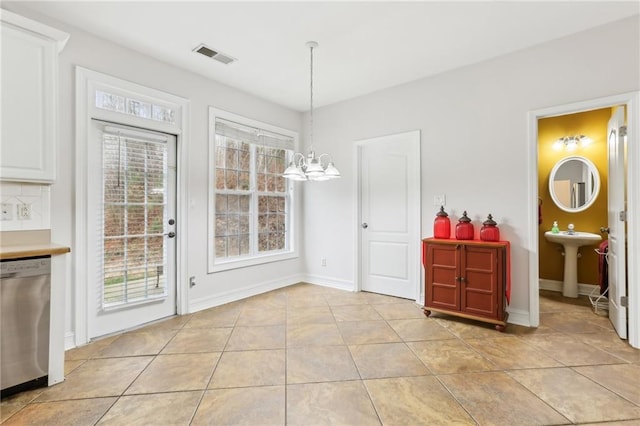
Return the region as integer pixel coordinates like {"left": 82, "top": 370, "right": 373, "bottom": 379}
{"left": 423, "top": 238, "right": 509, "bottom": 331}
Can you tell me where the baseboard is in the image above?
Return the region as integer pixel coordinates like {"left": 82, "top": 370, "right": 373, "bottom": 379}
{"left": 301, "top": 274, "right": 355, "bottom": 292}
{"left": 188, "top": 273, "right": 304, "bottom": 314}
{"left": 539, "top": 279, "right": 599, "bottom": 296}
{"left": 64, "top": 331, "right": 76, "bottom": 350}
{"left": 506, "top": 308, "right": 530, "bottom": 327}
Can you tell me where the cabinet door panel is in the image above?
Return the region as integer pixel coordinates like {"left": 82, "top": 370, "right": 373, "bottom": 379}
{"left": 0, "top": 23, "right": 58, "bottom": 182}
{"left": 462, "top": 246, "right": 502, "bottom": 318}
{"left": 425, "top": 243, "right": 460, "bottom": 311}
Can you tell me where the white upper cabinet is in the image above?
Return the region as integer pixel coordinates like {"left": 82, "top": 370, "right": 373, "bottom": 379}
{"left": 0, "top": 10, "right": 69, "bottom": 183}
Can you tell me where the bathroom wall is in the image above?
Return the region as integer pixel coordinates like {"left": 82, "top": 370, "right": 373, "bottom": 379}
{"left": 538, "top": 108, "right": 610, "bottom": 286}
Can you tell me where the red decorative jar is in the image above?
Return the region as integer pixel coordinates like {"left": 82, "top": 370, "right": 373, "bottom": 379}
{"left": 433, "top": 206, "right": 451, "bottom": 239}
{"left": 455, "top": 211, "right": 474, "bottom": 240}
{"left": 480, "top": 214, "right": 500, "bottom": 242}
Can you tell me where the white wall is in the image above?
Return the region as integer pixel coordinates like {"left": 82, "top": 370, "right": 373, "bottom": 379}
{"left": 4, "top": 4, "right": 304, "bottom": 344}
{"left": 302, "top": 16, "right": 640, "bottom": 324}
{"left": 5, "top": 4, "right": 638, "bottom": 340}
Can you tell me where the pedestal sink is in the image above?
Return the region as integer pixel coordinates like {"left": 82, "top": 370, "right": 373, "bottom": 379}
{"left": 544, "top": 231, "right": 602, "bottom": 298}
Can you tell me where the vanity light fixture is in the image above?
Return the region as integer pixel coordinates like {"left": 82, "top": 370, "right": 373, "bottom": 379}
{"left": 283, "top": 42, "right": 341, "bottom": 182}
{"left": 552, "top": 135, "right": 592, "bottom": 151}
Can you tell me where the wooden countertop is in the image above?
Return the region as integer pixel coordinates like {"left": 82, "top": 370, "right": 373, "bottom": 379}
{"left": 0, "top": 243, "right": 70, "bottom": 260}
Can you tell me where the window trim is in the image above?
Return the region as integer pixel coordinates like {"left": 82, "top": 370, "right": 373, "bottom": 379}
{"left": 208, "top": 107, "right": 299, "bottom": 273}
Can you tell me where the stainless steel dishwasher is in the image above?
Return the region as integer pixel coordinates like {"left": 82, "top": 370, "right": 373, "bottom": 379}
{"left": 1, "top": 256, "right": 51, "bottom": 397}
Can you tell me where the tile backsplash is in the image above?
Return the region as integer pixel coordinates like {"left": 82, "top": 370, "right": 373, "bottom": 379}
{"left": 0, "top": 182, "right": 51, "bottom": 231}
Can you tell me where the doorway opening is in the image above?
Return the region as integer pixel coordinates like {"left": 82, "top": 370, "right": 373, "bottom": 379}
{"left": 538, "top": 108, "right": 612, "bottom": 301}
{"left": 528, "top": 92, "right": 640, "bottom": 349}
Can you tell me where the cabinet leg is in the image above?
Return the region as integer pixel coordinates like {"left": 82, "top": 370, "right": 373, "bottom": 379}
{"left": 423, "top": 309, "right": 432, "bottom": 317}
{"left": 495, "top": 324, "right": 506, "bottom": 332}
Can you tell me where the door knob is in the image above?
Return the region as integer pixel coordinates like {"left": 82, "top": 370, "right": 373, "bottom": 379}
{"left": 361, "top": 223, "right": 368, "bottom": 229}
{"left": 600, "top": 227, "right": 610, "bottom": 234}
{"left": 164, "top": 231, "right": 176, "bottom": 238}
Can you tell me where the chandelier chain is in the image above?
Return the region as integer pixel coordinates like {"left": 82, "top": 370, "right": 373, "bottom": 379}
{"left": 281, "top": 41, "right": 340, "bottom": 181}
{"left": 309, "top": 43, "right": 314, "bottom": 150}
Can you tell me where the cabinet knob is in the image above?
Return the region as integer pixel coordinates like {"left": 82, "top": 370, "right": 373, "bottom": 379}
{"left": 361, "top": 223, "right": 368, "bottom": 229}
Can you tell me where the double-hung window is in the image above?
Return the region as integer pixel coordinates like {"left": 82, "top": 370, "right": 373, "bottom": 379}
{"left": 209, "top": 108, "right": 298, "bottom": 272}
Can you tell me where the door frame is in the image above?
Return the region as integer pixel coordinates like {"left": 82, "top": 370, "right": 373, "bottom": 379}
{"left": 527, "top": 91, "right": 640, "bottom": 348}
{"left": 74, "top": 67, "right": 190, "bottom": 346}
{"left": 354, "top": 130, "right": 422, "bottom": 302}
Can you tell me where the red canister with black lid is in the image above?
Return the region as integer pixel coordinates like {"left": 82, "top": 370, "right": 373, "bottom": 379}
{"left": 433, "top": 206, "right": 451, "bottom": 239}
{"left": 480, "top": 214, "right": 500, "bottom": 242}
{"left": 455, "top": 211, "right": 474, "bottom": 240}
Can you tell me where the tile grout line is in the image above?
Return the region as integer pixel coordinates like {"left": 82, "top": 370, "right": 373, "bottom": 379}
{"left": 5, "top": 286, "right": 638, "bottom": 425}
{"left": 568, "top": 364, "right": 640, "bottom": 408}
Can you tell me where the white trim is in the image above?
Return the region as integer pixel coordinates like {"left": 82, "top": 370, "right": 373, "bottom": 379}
{"left": 74, "top": 66, "right": 190, "bottom": 345}
{"left": 0, "top": 9, "right": 69, "bottom": 51}
{"left": 353, "top": 130, "right": 422, "bottom": 303}
{"left": 626, "top": 93, "right": 640, "bottom": 349}
{"left": 538, "top": 279, "right": 599, "bottom": 296}
{"left": 506, "top": 308, "right": 530, "bottom": 327}
{"left": 210, "top": 252, "right": 299, "bottom": 273}
{"left": 207, "top": 107, "right": 299, "bottom": 273}
{"left": 189, "top": 273, "right": 304, "bottom": 313}
{"left": 302, "top": 274, "right": 355, "bottom": 293}
{"left": 64, "top": 332, "right": 75, "bottom": 351}
{"left": 528, "top": 91, "right": 640, "bottom": 349}
{"left": 48, "top": 255, "right": 66, "bottom": 386}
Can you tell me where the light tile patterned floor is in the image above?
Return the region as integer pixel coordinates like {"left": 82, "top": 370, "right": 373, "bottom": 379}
{"left": 2, "top": 285, "right": 639, "bottom": 425}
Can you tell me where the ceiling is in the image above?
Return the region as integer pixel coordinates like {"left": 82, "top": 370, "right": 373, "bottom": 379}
{"left": 10, "top": 1, "right": 640, "bottom": 111}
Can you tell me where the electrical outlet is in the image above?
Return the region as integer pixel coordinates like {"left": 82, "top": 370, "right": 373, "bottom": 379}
{"left": 17, "top": 203, "right": 32, "bottom": 220}
{"left": 321, "top": 257, "right": 327, "bottom": 267}
{"left": 1, "top": 203, "right": 13, "bottom": 221}
{"left": 433, "top": 194, "right": 446, "bottom": 206}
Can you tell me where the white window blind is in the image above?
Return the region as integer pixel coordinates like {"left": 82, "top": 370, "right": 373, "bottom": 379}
{"left": 101, "top": 127, "right": 169, "bottom": 307}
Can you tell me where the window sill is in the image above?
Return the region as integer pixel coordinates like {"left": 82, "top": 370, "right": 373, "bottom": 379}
{"left": 208, "top": 250, "right": 298, "bottom": 273}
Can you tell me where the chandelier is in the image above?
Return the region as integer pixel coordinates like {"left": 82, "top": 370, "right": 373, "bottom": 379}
{"left": 283, "top": 41, "right": 341, "bottom": 181}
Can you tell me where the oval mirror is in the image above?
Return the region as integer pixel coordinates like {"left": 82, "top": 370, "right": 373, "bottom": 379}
{"left": 549, "top": 156, "right": 600, "bottom": 213}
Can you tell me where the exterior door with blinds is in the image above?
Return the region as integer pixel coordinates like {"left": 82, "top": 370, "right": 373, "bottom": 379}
{"left": 87, "top": 120, "right": 177, "bottom": 338}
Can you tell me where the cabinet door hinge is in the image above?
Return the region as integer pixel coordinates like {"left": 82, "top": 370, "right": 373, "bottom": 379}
{"left": 621, "top": 296, "right": 628, "bottom": 308}
{"left": 619, "top": 125, "right": 628, "bottom": 137}
{"left": 619, "top": 211, "right": 627, "bottom": 222}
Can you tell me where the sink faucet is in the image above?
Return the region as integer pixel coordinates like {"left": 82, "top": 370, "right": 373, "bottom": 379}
{"left": 567, "top": 224, "right": 575, "bottom": 235}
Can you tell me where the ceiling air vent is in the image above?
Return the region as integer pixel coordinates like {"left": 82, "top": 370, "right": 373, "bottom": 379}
{"left": 193, "top": 44, "right": 236, "bottom": 65}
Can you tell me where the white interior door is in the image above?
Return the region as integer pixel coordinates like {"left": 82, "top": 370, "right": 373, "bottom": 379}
{"left": 359, "top": 131, "right": 421, "bottom": 300}
{"left": 87, "top": 121, "right": 177, "bottom": 338}
{"left": 607, "top": 107, "right": 627, "bottom": 339}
